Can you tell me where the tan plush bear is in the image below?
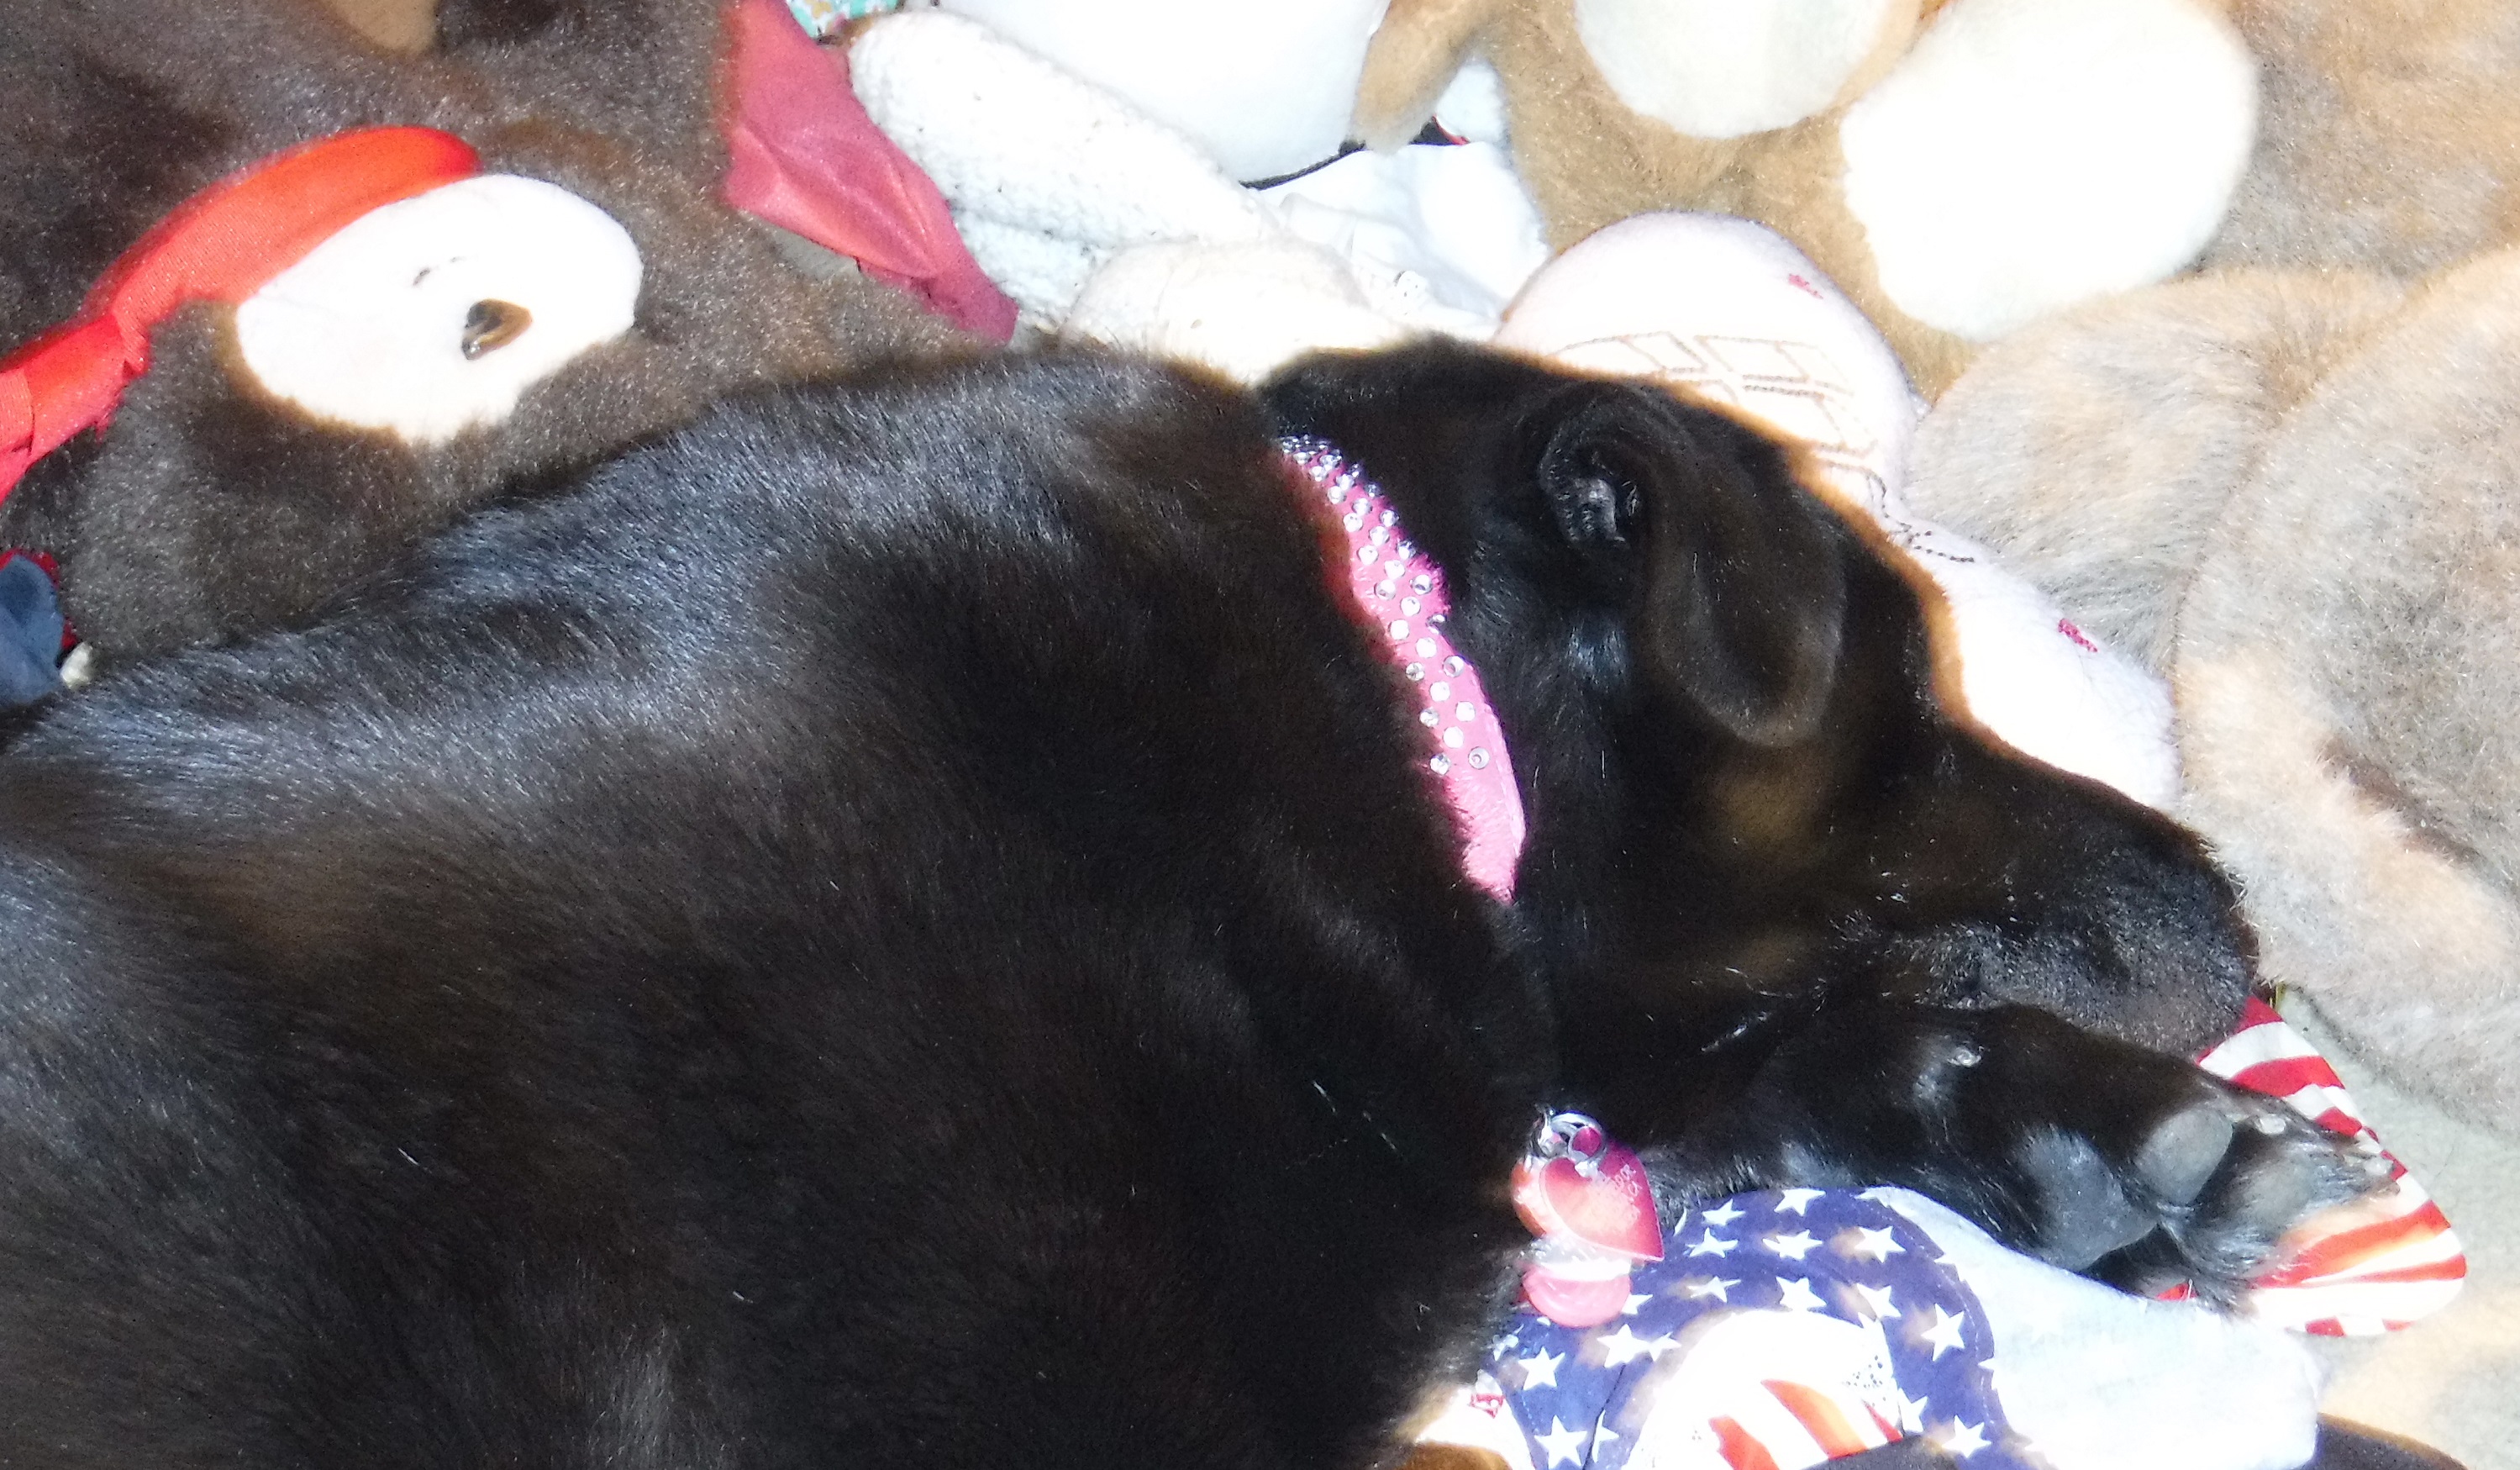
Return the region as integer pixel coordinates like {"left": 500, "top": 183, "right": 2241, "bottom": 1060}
{"left": 2207, "top": 0, "right": 2520, "bottom": 281}
{"left": 1355, "top": 0, "right": 2258, "bottom": 396}
{"left": 1890, "top": 0, "right": 2520, "bottom": 1138}
{"left": 1901, "top": 255, "right": 2520, "bottom": 1141}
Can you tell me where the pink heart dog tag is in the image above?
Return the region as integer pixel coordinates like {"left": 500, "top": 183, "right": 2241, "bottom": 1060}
{"left": 1513, "top": 1123, "right": 1662, "bottom": 1262}
{"left": 1527, "top": 1152, "right": 1660, "bottom": 1262}
{"left": 1512, "top": 1113, "right": 1664, "bottom": 1328}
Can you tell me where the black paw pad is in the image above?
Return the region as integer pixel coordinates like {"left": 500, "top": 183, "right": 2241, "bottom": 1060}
{"left": 2133, "top": 1102, "right": 2236, "bottom": 1208}
{"left": 2015, "top": 1129, "right": 2157, "bottom": 1270}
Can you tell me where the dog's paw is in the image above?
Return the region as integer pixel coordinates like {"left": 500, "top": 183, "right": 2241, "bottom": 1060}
{"left": 1749, "top": 1002, "right": 2389, "bottom": 1303}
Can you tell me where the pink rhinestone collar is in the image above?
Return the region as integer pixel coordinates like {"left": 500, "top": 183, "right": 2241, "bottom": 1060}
{"left": 1282, "top": 439, "right": 1526, "bottom": 900}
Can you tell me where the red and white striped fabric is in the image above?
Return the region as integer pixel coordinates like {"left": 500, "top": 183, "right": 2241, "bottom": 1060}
{"left": 1708, "top": 1378, "right": 1905, "bottom": 1470}
{"left": 2186, "top": 997, "right": 2466, "bottom": 1336}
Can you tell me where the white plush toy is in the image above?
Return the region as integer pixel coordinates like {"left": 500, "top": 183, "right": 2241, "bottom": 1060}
{"left": 849, "top": 6, "right": 1549, "bottom": 382}
{"left": 234, "top": 175, "right": 641, "bottom": 445}
{"left": 1497, "top": 213, "right": 2181, "bottom": 809}
{"left": 927, "top": 0, "right": 1388, "bottom": 184}
{"left": 846, "top": 0, "right": 2170, "bottom": 801}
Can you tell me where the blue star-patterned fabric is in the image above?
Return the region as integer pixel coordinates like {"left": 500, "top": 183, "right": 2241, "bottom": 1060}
{"left": 1484, "top": 1188, "right": 2027, "bottom": 1470}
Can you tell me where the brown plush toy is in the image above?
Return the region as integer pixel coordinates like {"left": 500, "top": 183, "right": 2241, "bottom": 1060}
{"left": 0, "top": 0, "right": 964, "bottom": 664}
{"left": 1355, "top": 0, "right": 2259, "bottom": 396}
{"left": 2207, "top": 0, "right": 2520, "bottom": 282}
{"left": 1886, "top": 0, "right": 2520, "bottom": 1139}
{"left": 1902, "top": 266, "right": 2520, "bottom": 1143}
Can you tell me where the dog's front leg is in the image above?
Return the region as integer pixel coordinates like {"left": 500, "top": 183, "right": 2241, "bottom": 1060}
{"left": 1619, "top": 997, "right": 2383, "bottom": 1304}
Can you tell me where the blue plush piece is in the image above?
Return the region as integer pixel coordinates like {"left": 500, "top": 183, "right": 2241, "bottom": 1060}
{"left": 0, "top": 555, "right": 63, "bottom": 708}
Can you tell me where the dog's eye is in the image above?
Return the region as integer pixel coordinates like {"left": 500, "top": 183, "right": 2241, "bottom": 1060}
{"left": 1554, "top": 471, "right": 1632, "bottom": 551}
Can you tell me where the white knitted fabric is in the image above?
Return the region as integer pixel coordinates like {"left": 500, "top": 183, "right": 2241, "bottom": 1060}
{"left": 850, "top": 10, "right": 1548, "bottom": 380}
{"left": 850, "top": 12, "right": 1278, "bottom": 322}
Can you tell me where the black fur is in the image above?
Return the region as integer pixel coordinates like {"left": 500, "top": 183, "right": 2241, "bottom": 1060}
{"left": 0, "top": 345, "right": 2367, "bottom": 1466}
{"left": 1263, "top": 343, "right": 2371, "bottom": 1290}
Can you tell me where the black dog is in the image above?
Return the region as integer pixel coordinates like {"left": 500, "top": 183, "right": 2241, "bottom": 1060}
{"left": 1265, "top": 342, "right": 2350, "bottom": 1288}
{"left": 0, "top": 345, "right": 2362, "bottom": 1467}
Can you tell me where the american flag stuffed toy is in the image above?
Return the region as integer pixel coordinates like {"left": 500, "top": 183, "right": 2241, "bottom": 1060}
{"left": 1414, "top": 1002, "right": 2463, "bottom": 1470}
{"left": 1486, "top": 1186, "right": 2012, "bottom": 1470}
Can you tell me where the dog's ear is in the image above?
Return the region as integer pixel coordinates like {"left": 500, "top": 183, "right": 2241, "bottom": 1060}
{"left": 1534, "top": 383, "right": 1847, "bottom": 746}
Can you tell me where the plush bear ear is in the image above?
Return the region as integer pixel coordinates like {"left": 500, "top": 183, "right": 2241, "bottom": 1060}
{"left": 1534, "top": 382, "right": 1848, "bottom": 746}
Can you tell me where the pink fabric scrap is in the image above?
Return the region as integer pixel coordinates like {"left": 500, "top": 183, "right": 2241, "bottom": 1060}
{"left": 719, "top": 0, "right": 1017, "bottom": 340}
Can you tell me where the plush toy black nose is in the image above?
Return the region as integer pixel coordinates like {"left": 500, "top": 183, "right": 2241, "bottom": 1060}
{"left": 460, "top": 299, "right": 533, "bottom": 359}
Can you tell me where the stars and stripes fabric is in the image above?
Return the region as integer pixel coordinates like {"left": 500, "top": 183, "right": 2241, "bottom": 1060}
{"left": 2186, "top": 997, "right": 2466, "bottom": 1335}
{"left": 1470, "top": 1189, "right": 2023, "bottom": 1470}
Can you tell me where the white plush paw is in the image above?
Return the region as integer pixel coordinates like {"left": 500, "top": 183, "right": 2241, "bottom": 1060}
{"left": 850, "top": 12, "right": 1276, "bottom": 268}
{"left": 1839, "top": 0, "right": 2256, "bottom": 341}
{"left": 1063, "top": 239, "right": 1413, "bottom": 384}
{"left": 934, "top": 0, "right": 1387, "bottom": 182}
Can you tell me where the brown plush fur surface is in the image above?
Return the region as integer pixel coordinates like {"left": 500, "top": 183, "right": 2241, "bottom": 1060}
{"left": 1906, "top": 269, "right": 2408, "bottom": 672}
{"left": 2175, "top": 249, "right": 2520, "bottom": 1136}
{"left": 0, "top": 0, "right": 955, "bottom": 660}
{"left": 2209, "top": 0, "right": 2520, "bottom": 279}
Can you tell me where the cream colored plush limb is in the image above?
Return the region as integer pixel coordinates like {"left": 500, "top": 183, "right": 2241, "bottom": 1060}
{"left": 850, "top": 12, "right": 1279, "bottom": 321}
{"left": 1906, "top": 270, "right": 2407, "bottom": 672}
{"left": 2174, "top": 249, "right": 2520, "bottom": 1135}
{"left": 1573, "top": 0, "right": 1922, "bottom": 140}
{"left": 2210, "top": 0, "right": 2520, "bottom": 279}
{"left": 1352, "top": 0, "right": 1509, "bottom": 150}
{"left": 1063, "top": 239, "right": 1414, "bottom": 382}
{"left": 855, "top": 7, "right": 1552, "bottom": 381}
{"left": 934, "top": 0, "right": 1390, "bottom": 182}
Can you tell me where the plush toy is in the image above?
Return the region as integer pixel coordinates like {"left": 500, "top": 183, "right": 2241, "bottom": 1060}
{"left": 919, "top": 0, "right": 1392, "bottom": 186}
{"left": 1405, "top": 995, "right": 2459, "bottom": 1470}
{"left": 1901, "top": 256, "right": 2520, "bottom": 1143}
{"left": 1417, "top": 1183, "right": 2328, "bottom": 1470}
{"left": 1349, "top": 0, "right": 2258, "bottom": 397}
{"left": 0, "top": 0, "right": 983, "bottom": 664}
{"left": 2203, "top": 0, "right": 2520, "bottom": 282}
{"left": 848, "top": 3, "right": 1552, "bottom": 382}
{"left": 1839, "top": 0, "right": 2520, "bottom": 1147}
{"left": 1418, "top": 216, "right": 2466, "bottom": 1468}
{"left": 1885, "top": 0, "right": 2520, "bottom": 1147}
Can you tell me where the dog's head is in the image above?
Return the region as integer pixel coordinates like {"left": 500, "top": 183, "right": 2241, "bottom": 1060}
{"left": 1265, "top": 341, "right": 2252, "bottom": 1133}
